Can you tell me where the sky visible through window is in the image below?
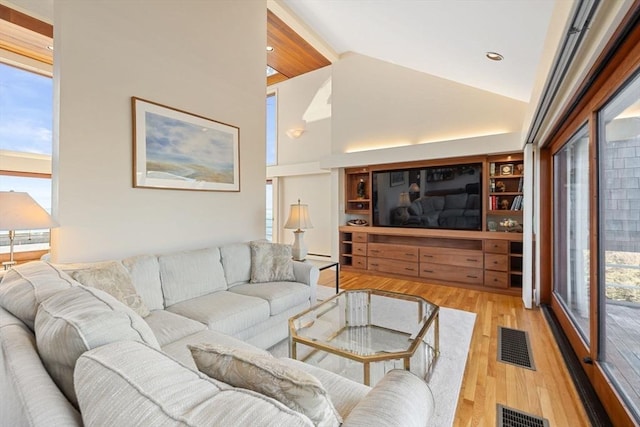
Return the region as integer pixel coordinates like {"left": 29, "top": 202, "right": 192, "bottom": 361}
{"left": 0, "top": 62, "right": 53, "bottom": 210}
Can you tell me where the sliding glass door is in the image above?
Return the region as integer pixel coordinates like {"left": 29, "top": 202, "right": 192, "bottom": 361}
{"left": 553, "top": 126, "right": 591, "bottom": 344}
{"left": 597, "top": 70, "right": 640, "bottom": 419}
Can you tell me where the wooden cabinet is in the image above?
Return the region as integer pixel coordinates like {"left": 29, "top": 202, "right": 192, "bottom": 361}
{"left": 339, "top": 227, "right": 523, "bottom": 295}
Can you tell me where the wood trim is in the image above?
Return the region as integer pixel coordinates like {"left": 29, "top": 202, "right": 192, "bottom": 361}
{"left": 0, "top": 249, "right": 48, "bottom": 264}
{"left": 0, "top": 170, "right": 51, "bottom": 179}
{"left": 538, "top": 147, "right": 552, "bottom": 304}
{"left": 588, "top": 111, "right": 600, "bottom": 365}
{"left": 0, "top": 5, "right": 53, "bottom": 65}
{"left": 0, "top": 5, "right": 52, "bottom": 37}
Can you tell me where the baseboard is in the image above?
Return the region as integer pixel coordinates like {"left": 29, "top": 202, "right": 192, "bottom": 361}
{"left": 540, "top": 304, "right": 613, "bottom": 427}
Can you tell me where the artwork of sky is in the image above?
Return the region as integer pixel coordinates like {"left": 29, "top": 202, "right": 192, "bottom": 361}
{"left": 145, "top": 111, "right": 234, "bottom": 183}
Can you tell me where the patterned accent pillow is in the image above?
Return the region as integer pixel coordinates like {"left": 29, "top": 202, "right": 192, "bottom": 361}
{"left": 249, "top": 241, "right": 296, "bottom": 283}
{"left": 189, "top": 343, "right": 341, "bottom": 427}
{"left": 71, "top": 261, "right": 150, "bottom": 317}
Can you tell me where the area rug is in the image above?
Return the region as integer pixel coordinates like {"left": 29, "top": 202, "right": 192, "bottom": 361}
{"left": 269, "top": 286, "right": 476, "bottom": 427}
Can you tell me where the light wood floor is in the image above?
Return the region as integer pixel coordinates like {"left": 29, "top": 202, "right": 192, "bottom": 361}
{"left": 325, "top": 270, "right": 591, "bottom": 426}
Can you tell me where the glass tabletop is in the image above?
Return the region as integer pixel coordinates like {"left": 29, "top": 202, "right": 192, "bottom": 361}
{"left": 289, "top": 289, "right": 438, "bottom": 360}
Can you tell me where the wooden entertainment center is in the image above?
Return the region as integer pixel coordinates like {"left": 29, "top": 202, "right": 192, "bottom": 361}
{"left": 340, "top": 153, "right": 524, "bottom": 295}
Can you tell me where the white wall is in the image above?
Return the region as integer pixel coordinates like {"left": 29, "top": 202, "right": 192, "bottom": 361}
{"left": 268, "top": 66, "right": 332, "bottom": 256}
{"left": 331, "top": 53, "right": 527, "bottom": 156}
{"left": 52, "top": 0, "right": 266, "bottom": 262}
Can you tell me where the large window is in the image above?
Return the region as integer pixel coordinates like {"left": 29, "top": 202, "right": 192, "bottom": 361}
{"left": 598, "top": 69, "right": 640, "bottom": 419}
{"left": 0, "top": 62, "right": 53, "bottom": 256}
{"left": 265, "top": 92, "right": 277, "bottom": 240}
{"left": 553, "top": 125, "right": 591, "bottom": 342}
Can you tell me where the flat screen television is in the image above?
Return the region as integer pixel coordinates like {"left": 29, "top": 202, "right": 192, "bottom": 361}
{"left": 372, "top": 163, "right": 482, "bottom": 230}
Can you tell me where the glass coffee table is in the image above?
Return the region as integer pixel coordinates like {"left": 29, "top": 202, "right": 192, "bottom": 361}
{"left": 289, "top": 289, "right": 439, "bottom": 386}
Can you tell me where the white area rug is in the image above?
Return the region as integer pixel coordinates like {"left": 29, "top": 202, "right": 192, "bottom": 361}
{"left": 270, "top": 286, "right": 476, "bottom": 427}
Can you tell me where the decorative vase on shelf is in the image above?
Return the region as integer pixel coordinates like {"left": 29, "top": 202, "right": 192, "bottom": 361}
{"left": 357, "top": 179, "right": 366, "bottom": 199}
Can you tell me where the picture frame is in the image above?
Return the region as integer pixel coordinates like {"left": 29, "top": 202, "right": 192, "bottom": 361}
{"left": 390, "top": 171, "right": 405, "bottom": 187}
{"left": 500, "top": 164, "right": 514, "bottom": 176}
{"left": 132, "top": 97, "right": 240, "bottom": 191}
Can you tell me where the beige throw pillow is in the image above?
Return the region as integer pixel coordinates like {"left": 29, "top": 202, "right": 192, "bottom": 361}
{"left": 71, "top": 261, "right": 150, "bottom": 317}
{"left": 250, "top": 241, "right": 296, "bottom": 283}
{"left": 189, "top": 343, "right": 341, "bottom": 427}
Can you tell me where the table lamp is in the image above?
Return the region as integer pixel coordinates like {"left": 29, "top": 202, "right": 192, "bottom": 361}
{"left": 284, "top": 199, "right": 313, "bottom": 261}
{"left": 0, "top": 191, "right": 58, "bottom": 269}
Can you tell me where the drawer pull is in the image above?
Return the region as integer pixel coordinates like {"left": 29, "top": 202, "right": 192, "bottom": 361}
{"left": 370, "top": 263, "right": 379, "bottom": 267}
{"left": 423, "top": 269, "right": 434, "bottom": 273}
{"left": 423, "top": 254, "right": 433, "bottom": 258}
{"left": 371, "top": 249, "right": 379, "bottom": 253}
{"left": 466, "top": 258, "right": 478, "bottom": 262}
{"left": 467, "top": 275, "right": 478, "bottom": 279}
{"left": 405, "top": 253, "right": 414, "bottom": 256}
{"left": 405, "top": 267, "right": 415, "bottom": 271}
{"left": 493, "top": 261, "right": 499, "bottom": 264}
{"left": 493, "top": 278, "right": 499, "bottom": 282}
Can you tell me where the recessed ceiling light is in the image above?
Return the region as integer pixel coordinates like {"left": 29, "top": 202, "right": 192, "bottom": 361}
{"left": 486, "top": 52, "right": 504, "bottom": 61}
{"left": 266, "top": 46, "right": 274, "bottom": 52}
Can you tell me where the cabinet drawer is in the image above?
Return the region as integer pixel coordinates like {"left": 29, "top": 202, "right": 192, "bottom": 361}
{"left": 368, "top": 257, "right": 419, "bottom": 277}
{"left": 353, "top": 232, "right": 368, "bottom": 243}
{"left": 484, "top": 270, "right": 509, "bottom": 288}
{"left": 484, "top": 254, "right": 508, "bottom": 271}
{"left": 353, "top": 256, "right": 367, "bottom": 269}
{"left": 352, "top": 243, "right": 368, "bottom": 256}
{"left": 420, "top": 263, "right": 483, "bottom": 285}
{"left": 368, "top": 243, "right": 419, "bottom": 262}
{"left": 485, "top": 239, "right": 508, "bottom": 254}
{"left": 419, "top": 248, "right": 483, "bottom": 268}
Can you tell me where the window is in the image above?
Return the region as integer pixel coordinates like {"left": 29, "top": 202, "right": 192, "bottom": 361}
{"left": 266, "top": 92, "right": 277, "bottom": 166}
{"left": 598, "top": 69, "right": 640, "bottom": 419}
{"left": 0, "top": 62, "right": 53, "bottom": 256}
{"left": 553, "top": 125, "right": 591, "bottom": 342}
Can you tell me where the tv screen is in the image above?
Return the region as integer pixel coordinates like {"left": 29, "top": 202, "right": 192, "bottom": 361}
{"left": 372, "top": 163, "right": 482, "bottom": 230}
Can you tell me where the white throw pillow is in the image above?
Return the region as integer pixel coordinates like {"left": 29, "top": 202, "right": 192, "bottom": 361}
{"left": 249, "top": 241, "right": 296, "bottom": 283}
{"left": 189, "top": 343, "right": 341, "bottom": 427}
{"left": 71, "top": 261, "right": 150, "bottom": 317}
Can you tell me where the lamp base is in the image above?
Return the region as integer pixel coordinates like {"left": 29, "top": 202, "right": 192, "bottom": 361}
{"left": 291, "top": 230, "right": 307, "bottom": 261}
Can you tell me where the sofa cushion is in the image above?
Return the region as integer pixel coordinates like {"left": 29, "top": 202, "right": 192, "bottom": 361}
{"left": 250, "top": 241, "right": 296, "bottom": 283}
{"left": 190, "top": 343, "right": 342, "bottom": 427}
{"left": 279, "top": 357, "right": 370, "bottom": 420}
{"left": 0, "top": 261, "right": 78, "bottom": 330}
{"left": 229, "top": 281, "right": 310, "bottom": 315}
{"left": 159, "top": 247, "right": 228, "bottom": 307}
{"left": 35, "top": 286, "right": 160, "bottom": 407}
{"left": 162, "top": 329, "right": 270, "bottom": 370}
{"left": 70, "top": 261, "right": 150, "bottom": 318}
{"left": 122, "top": 254, "right": 164, "bottom": 311}
{"left": 0, "top": 306, "right": 83, "bottom": 426}
{"left": 143, "top": 309, "right": 206, "bottom": 347}
{"left": 75, "top": 341, "right": 313, "bottom": 427}
{"left": 220, "top": 242, "right": 252, "bottom": 287}
{"left": 166, "top": 291, "right": 270, "bottom": 336}
{"left": 444, "top": 192, "right": 468, "bottom": 210}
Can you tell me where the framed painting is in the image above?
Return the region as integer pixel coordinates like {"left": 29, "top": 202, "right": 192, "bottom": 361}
{"left": 132, "top": 97, "right": 240, "bottom": 191}
{"left": 390, "top": 171, "right": 405, "bottom": 187}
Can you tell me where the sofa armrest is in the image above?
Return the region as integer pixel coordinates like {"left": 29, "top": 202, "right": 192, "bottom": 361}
{"left": 292, "top": 261, "right": 319, "bottom": 304}
{"left": 342, "top": 370, "right": 434, "bottom": 427}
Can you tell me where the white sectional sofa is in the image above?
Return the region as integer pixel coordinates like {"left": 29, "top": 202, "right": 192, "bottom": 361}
{"left": 0, "top": 241, "right": 435, "bottom": 426}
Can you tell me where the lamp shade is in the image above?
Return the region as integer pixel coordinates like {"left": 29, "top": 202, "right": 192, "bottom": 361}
{"left": 284, "top": 200, "right": 313, "bottom": 231}
{"left": 0, "top": 191, "right": 58, "bottom": 231}
{"left": 399, "top": 192, "right": 411, "bottom": 207}
{"left": 409, "top": 183, "right": 420, "bottom": 193}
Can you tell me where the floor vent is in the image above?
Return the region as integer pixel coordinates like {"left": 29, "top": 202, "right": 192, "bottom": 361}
{"left": 497, "top": 404, "right": 549, "bottom": 427}
{"left": 498, "top": 326, "right": 535, "bottom": 370}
